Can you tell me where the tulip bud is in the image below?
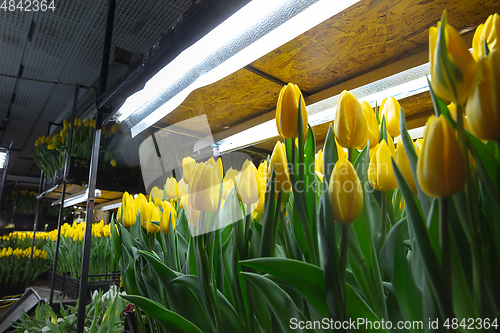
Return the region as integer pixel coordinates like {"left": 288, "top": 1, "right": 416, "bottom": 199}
{"left": 191, "top": 163, "right": 220, "bottom": 212}
{"left": 182, "top": 156, "right": 196, "bottom": 183}
{"left": 47, "top": 143, "right": 58, "bottom": 150}
{"left": 149, "top": 186, "right": 164, "bottom": 206}
{"left": 334, "top": 90, "right": 368, "bottom": 149}
{"left": 268, "top": 141, "right": 291, "bottom": 192}
{"left": 205, "top": 157, "right": 223, "bottom": 183}
{"left": 465, "top": 49, "right": 500, "bottom": 140}
{"left": 147, "top": 206, "right": 161, "bottom": 234}
{"left": 238, "top": 160, "right": 259, "bottom": 206}
{"left": 329, "top": 159, "right": 363, "bottom": 224}
{"left": 315, "top": 149, "right": 324, "bottom": 174}
{"left": 361, "top": 101, "right": 381, "bottom": 147}
{"left": 429, "top": 13, "right": 476, "bottom": 104}
{"left": 368, "top": 140, "right": 398, "bottom": 192}
{"left": 63, "top": 120, "right": 69, "bottom": 129}
{"left": 160, "top": 201, "right": 176, "bottom": 233}
{"left": 178, "top": 179, "right": 189, "bottom": 208}
{"left": 222, "top": 167, "right": 238, "bottom": 200}
{"left": 396, "top": 140, "right": 417, "bottom": 194}
{"left": 276, "top": 83, "right": 308, "bottom": 139}
{"left": 472, "top": 13, "right": 500, "bottom": 61}
{"left": 35, "top": 137, "right": 41, "bottom": 147}
{"left": 380, "top": 97, "right": 401, "bottom": 137}
{"left": 140, "top": 201, "right": 153, "bottom": 228}
{"left": 165, "top": 177, "right": 179, "bottom": 200}
{"left": 417, "top": 115, "right": 467, "bottom": 198}
{"left": 41, "top": 136, "right": 47, "bottom": 144}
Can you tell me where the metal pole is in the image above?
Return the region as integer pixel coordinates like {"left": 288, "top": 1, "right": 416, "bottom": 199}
{"left": 76, "top": 0, "right": 115, "bottom": 331}
{"left": 0, "top": 141, "right": 13, "bottom": 212}
{"left": 25, "top": 175, "right": 42, "bottom": 289}
{"left": 49, "top": 85, "right": 79, "bottom": 304}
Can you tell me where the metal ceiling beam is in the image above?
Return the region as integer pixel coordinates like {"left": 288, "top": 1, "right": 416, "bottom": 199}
{"left": 99, "top": 0, "right": 252, "bottom": 125}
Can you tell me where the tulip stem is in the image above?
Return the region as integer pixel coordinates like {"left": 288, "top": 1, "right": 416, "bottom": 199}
{"left": 439, "top": 197, "right": 453, "bottom": 325}
{"left": 380, "top": 191, "right": 387, "bottom": 248}
{"left": 339, "top": 224, "right": 349, "bottom": 291}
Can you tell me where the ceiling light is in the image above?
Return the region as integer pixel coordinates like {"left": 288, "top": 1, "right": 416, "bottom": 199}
{"left": 116, "top": 0, "right": 361, "bottom": 137}
{"left": 52, "top": 189, "right": 102, "bottom": 208}
{"left": 0, "top": 152, "right": 7, "bottom": 168}
{"left": 216, "top": 63, "right": 431, "bottom": 153}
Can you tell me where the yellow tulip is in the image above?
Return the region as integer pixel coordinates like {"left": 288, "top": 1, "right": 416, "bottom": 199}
{"left": 396, "top": 140, "right": 417, "bottom": 194}
{"left": 134, "top": 193, "right": 147, "bottom": 210}
{"left": 429, "top": 14, "right": 476, "bottom": 104}
{"left": 47, "top": 143, "right": 58, "bottom": 150}
{"left": 182, "top": 156, "right": 196, "bottom": 183}
{"left": 380, "top": 97, "right": 401, "bottom": 137}
{"left": 368, "top": 140, "right": 398, "bottom": 192}
{"left": 417, "top": 115, "right": 467, "bottom": 198}
{"left": 190, "top": 162, "right": 220, "bottom": 212}
{"left": 256, "top": 161, "right": 268, "bottom": 194}
{"left": 255, "top": 193, "right": 265, "bottom": 214}
{"left": 110, "top": 160, "right": 116, "bottom": 167}
{"left": 465, "top": 49, "right": 500, "bottom": 140}
{"left": 160, "top": 201, "right": 176, "bottom": 233}
{"left": 122, "top": 205, "right": 137, "bottom": 227}
{"left": 103, "top": 225, "right": 111, "bottom": 238}
{"left": 268, "top": 141, "right": 291, "bottom": 192}
{"left": 329, "top": 159, "right": 363, "bottom": 224}
{"left": 60, "top": 128, "right": 68, "bottom": 138}
{"left": 315, "top": 149, "right": 324, "bottom": 174}
{"left": 361, "top": 101, "right": 380, "bottom": 148}
{"left": 53, "top": 134, "right": 62, "bottom": 143}
{"left": 276, "top": 83, "right": 308, "bottom": 139}
{"left": 165, "top": 177, "right": 179, "bottom": 200}
{"left": 147, "top": 206, "right": 161, "bottom": 234}
{"left": 178, "top": 179, "right": 189, "bottom": 208}
{"left": 40, "top": 136, "right": 47, "bottom": 144}
{"left": 238, "top": 160, "right": 259, "bottom": 206}
{"left": 334, "top": 90, "right": 368, "bottom": 149}
{"left": 35, "top": 137, "right": 41, "bottom": 147}
{"left": 414, "top": 139, "right": 423, "bottom": 156}
{"left": 63, "top": 120, "right": 69, "bottom": 129}
{"left": 140, "top": 201, "right": 154, "bottom": 228}
{"left": 150, "top": 186, "right": 164, "bottom": 206}
{"left": 315, "top": 170, "right": 324, "bottom": 182}
{"left": 205, "top": 157, "right": 223, "bottom": 184}
{"left": 472, "top": 13, "right": 500, "bottom": 61}
{"left": 222, "top": 167, "right": 238, "bottom": 200}
{"left": 186, "top": 195, "right": 201, "bottom": 226}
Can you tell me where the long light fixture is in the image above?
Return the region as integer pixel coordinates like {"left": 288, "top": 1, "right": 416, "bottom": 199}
{"left": 0, "top": 151, "right": 7, "bottom": 168}
{"left": 216, "top": 63, "right": 431, "bottom": 153}
{"left": 116, "top": 0, "right": 361, "bottom": 137}
{"left": 52, "top": 189, "right": 102, "bottom": 208}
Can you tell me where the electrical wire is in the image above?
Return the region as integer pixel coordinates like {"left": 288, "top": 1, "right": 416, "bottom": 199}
{"left": 0, "top": 293, "right": 23, "bottom": 308}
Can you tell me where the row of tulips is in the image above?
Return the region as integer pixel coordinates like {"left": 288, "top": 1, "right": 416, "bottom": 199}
{"left": 108, "top": 11, "right": 500, "bottom": 333}
{"left": 0, "top": 230, "right": 50, "bottom": 250}
{"left": 0, "top": 246, "right": 48, "bottom": 292}
{"left": 44, "top": 221, "right": 117, "bottom": 278}
{"left": 31, "top": 118, "right": 121, "bottom": 179}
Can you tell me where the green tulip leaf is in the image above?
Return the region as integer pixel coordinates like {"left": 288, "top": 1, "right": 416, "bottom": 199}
{"left": 242, "top": 272, "right": 305, "bottom": 333}
{"left": 323, "top": 123, "right": 339, "bottom": 184}
{"left": 346, "top": 284, "right": 387, "bottom": 333}
{"left": 121, "top": 295, "right": 204, "bottom": 333}
{"left": 379, "top": 219, "right": 423, "bottom": 326}
{"left": 241, "top": 257, "right": 329, "bottom": 317}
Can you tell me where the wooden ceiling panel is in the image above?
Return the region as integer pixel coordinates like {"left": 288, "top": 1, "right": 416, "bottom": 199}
{"left": 251, "top": 0, "right": 500, "bottom": 95}
{"left": 155, "top": 69, "right": 283, "bottom": 133}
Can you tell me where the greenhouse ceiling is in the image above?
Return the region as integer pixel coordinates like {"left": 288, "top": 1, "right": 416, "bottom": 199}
{"left": 0, "top": 0, "right": 499, "bottom": 184}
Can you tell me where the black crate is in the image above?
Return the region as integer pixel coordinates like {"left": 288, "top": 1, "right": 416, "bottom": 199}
{"left": 47, "top": 270, "right": 121, "bottom": 299}
{"left": 41, "top": 156, "right": 143, "bottom": 193}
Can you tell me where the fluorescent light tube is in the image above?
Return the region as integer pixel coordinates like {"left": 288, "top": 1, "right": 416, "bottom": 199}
{"left": 52, "top": 189, "right": 101, "bottom": 208}
{"left": 217, "top": 63, "right": 431, "bottom": 153}
{"left": 117, "top": 0, "right": 361, "bottom": 137}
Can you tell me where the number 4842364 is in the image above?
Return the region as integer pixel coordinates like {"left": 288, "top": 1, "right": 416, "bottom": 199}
{"left": 444, "top": 318, "right": 498, "bottom": 330}
{"left": 1, "top": 0, "right": 56, "bottom": 11}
